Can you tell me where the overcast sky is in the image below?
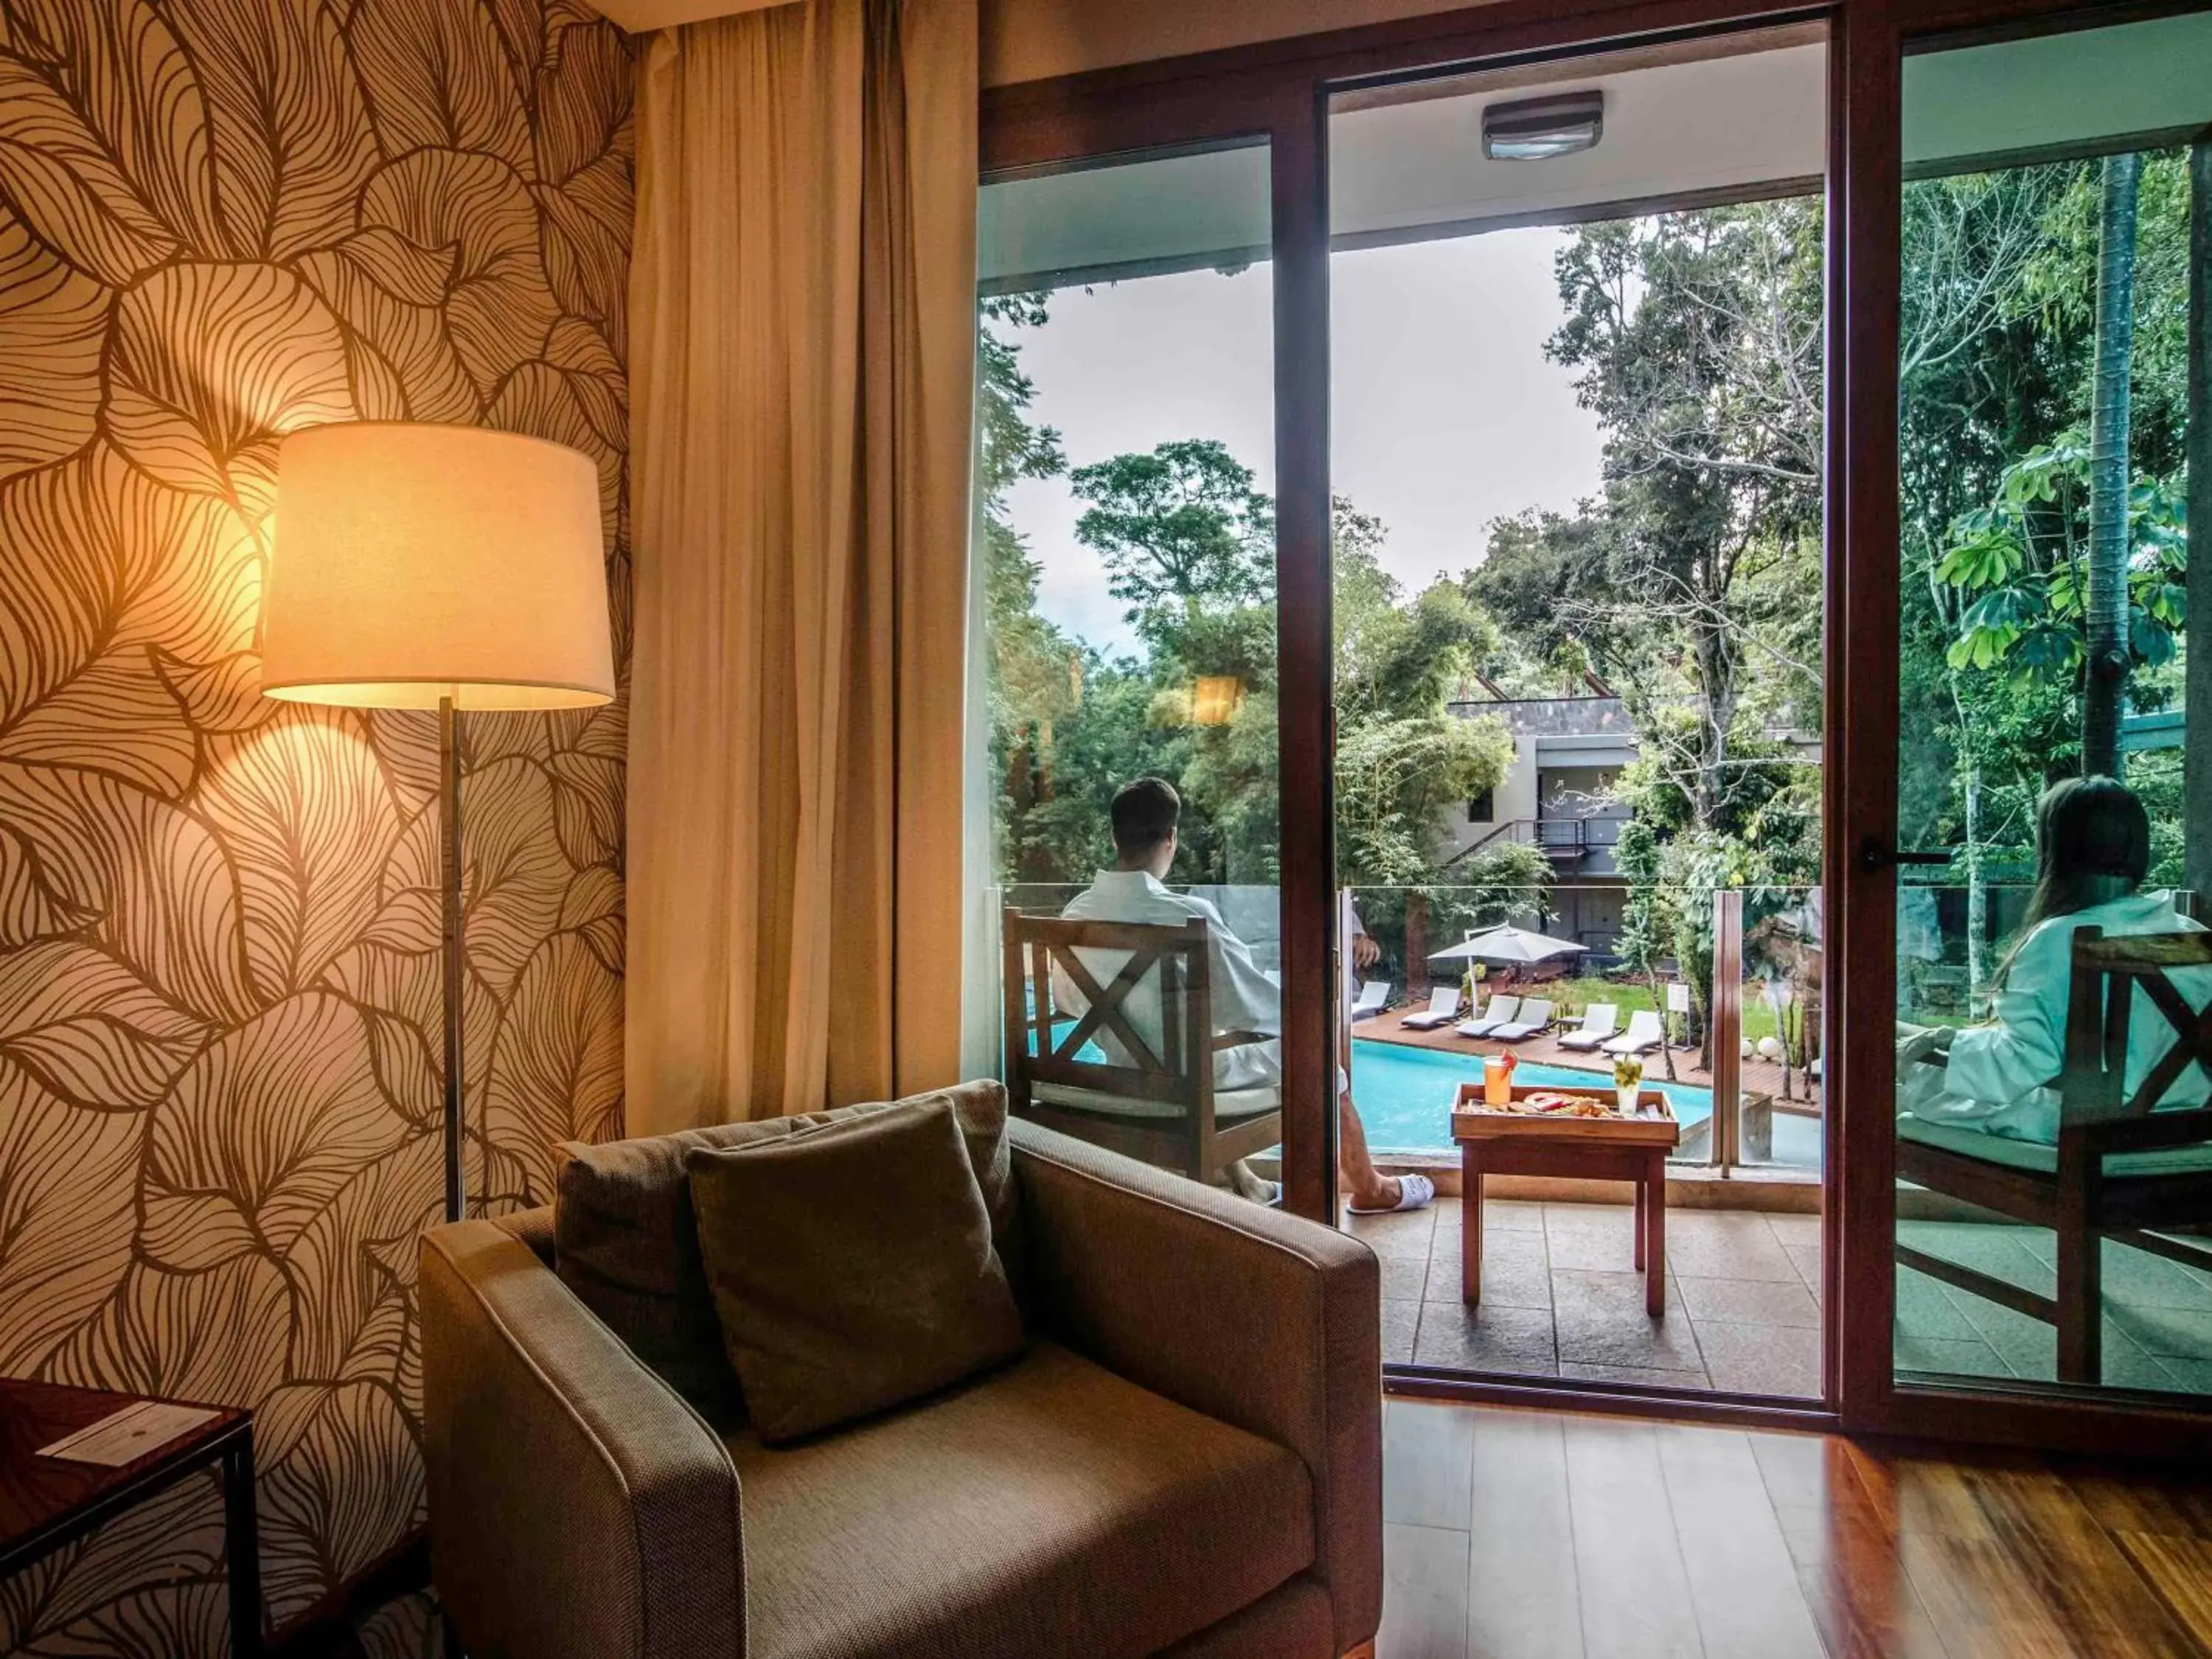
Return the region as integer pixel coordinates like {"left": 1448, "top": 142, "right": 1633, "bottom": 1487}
{"left": 1001, "top": 226, "right": 1607, "bottom": 657}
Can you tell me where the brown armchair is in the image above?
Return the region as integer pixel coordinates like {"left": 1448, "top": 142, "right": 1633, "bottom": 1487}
{"left": 421, "top": 1113, "right": 1382, "bottom": 1659}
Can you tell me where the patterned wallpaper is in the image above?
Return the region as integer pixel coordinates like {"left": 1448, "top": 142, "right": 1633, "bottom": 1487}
{"left": 0, "top": 1, "right": 631, "bottom": 1652}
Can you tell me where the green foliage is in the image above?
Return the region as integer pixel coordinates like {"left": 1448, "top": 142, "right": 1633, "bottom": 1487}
{"left": 1335, "top": 714, "right": 1513, "bottom": 886}
{"left": 1070, "top": 439, "right": 1274, "bottom": 633}
{"left": 1899, "top": 145, "right": 2196, "bottom": 874}
{"left": 981, "top": 288, "right": 1503, "bottom": 894}
{"left": 1473, "top": 196, "right": 1826, "bottom": 886}
{"left": 1454, "top": 841, "right": 1555, "bottom": 929}
{"left": 1936, "top": 439, "right": 2187, "bottom": 683}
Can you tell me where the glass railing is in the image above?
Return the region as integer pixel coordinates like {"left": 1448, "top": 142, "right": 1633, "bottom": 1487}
{"left": 1718, "top": 885, "right": 1823, "bottom": 1175}
{"left": 1894, "top": 879, "right": 2039, "bottom": 1026}
{"left": 1347, "top": 882, "right": 1824, "bottom": 1175}
{"left": 988, "top": 878, "right": 1834, "bottom": 1177}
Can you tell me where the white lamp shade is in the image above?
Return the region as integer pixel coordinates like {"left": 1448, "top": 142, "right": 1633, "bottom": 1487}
{"left": 262, "top": 423, "right": 616, "bottom": 711}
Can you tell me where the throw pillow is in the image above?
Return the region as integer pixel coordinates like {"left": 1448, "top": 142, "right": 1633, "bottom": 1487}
{"left": 554, "top": 1080, "right": 1019, "bottom": 1417}
{"left": 685, "top": 1097, "right": 1024, "bottom": 1444}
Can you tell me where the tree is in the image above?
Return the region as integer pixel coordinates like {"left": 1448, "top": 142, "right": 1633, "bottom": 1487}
{"left": 1070, "top": 439, "right": 1273, "bottom": 629}
{"left": 1936, "top": 437, "right": 2186, "bottom": 684}
{"left": 1335, "top": 714, "right": 1513, "bottom": 886}
{"left": 2190, "top": 140, "right": 2212, "bottom": 902}
{"left": 1896, "top": 165, "right": 2087, "bottom": 982}
{"left": 977, "top": 293, "right": 1067, "bottom": 625}
{"left": 2084, "top": 153, "right": 2144, "bottom": 776}
{"left": 1896, "top": 147, "right": 2202, "bottom": 995}
{"left": 1475, "top": 200, "right": 1826, "bottom": 852}
{"left": 1327, "top": 495, "right": 1517, "bottom": 978}
{"left": 1614, "top": 816, "right": 1681, "bottom": 1080}
{"left": 1455, "top": 841, "right": 1556, "bottom": 930}
{"left": 975, "top": 294, "right": 1084, "bottom": 882}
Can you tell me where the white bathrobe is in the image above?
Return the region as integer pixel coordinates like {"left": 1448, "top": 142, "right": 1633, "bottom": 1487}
{"left": 1056, "top": 869, "right": 1291, "bottom": 1095}
{"left": 1910, "top": 889, "right": 2212, "bottom": 1145}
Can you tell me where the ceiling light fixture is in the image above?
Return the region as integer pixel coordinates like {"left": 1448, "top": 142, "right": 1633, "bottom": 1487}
{"left": 1482, "top": 91, "right": 1605, "bottom": 160}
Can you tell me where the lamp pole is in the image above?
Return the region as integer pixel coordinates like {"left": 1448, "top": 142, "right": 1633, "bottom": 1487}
{"left": 439, "top": 694, "right": 465, "bottom": 1224}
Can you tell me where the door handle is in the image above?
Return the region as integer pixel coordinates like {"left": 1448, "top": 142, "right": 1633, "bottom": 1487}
{"left": 1858, "top": 836, "right": 1953, "bottom": 874}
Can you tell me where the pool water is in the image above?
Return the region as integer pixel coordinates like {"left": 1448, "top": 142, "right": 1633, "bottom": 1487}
{"left": 1035, "top": 1019, "right": 1716, "bottom": 1158}
{"left": 1349, "top": 1038, "right": 1713, "bottom": 1155}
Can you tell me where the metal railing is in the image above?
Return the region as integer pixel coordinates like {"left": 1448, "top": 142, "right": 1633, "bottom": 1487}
{"left": 1457, "top": 814, "right": 1628, "bottom": 860}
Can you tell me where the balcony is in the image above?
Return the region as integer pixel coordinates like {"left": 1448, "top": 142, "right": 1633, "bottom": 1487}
{"left": 1459, "top": 813, "right": 1627, "bottom": 873}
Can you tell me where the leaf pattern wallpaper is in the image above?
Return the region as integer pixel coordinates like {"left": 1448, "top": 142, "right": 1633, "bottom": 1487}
{"left": 0, "top": 1, "right": 632, "bottom": 1652}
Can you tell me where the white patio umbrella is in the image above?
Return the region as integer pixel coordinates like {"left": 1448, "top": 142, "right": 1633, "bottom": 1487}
{"left": 1427, "top": 925, "right": 1588, "bottom": 967}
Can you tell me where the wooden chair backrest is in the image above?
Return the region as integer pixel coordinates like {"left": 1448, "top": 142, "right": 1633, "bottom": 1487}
{"left": 1001, "top": 908, "right": 1214, "bottom": 1114}
{"left": 2059, "top": 928, "right": 2212, "bottom": 1129}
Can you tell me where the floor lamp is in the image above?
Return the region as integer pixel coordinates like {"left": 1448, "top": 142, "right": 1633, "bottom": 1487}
{"left": 260, "top": 423, "right": 616, "bottom": 1223}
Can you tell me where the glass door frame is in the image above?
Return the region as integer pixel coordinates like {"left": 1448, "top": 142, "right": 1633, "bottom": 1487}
{"left": 1831, "top": 0, "right": 2212, "bottom": 1455}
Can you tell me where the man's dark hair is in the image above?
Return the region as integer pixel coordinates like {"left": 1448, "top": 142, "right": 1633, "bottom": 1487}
{"left": 1110, "top": 776, "right": 1180, "bottom": 861}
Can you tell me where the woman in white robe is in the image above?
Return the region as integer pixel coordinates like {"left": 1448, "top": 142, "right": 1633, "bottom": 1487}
{"left": 1899, "top": 777, "right": 2211, "bottom": 1146}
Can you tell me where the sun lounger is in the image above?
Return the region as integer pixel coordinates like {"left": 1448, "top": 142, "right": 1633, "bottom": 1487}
{"left": 1489, "top": 999, "right": 1555, "bottom": 1041}
{"left": 1601, "top": 1009, "right": 1665, "bottom": 1056}
{"left": 1350, "top": 979, "right": 1390, "bottom": 1020}
{"left": 1556, "top": 1004, "right": 1618, "bottom": 1051}
{"left": 1399, "top": 986, "right": 1462, "bottom": 1030}
{"left": 1454, "top": 995, "right": 1521, "bottom": 1038}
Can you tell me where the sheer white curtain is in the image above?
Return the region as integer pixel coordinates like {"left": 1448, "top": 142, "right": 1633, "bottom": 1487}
{"left": 627, "top": 0, "right": 978, "bottom": 1133}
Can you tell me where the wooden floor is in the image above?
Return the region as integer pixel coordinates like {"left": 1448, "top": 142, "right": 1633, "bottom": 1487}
{"left": 1379, "top": 1398, "right": 2212, "bottom": 1658}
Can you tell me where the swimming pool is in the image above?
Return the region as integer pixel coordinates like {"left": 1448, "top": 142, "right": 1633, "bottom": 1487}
{"left": 1036, "top": 1018, "right": 1716, "bottom": 1156}
{"left": 1349, "top": 1037, "right": 1713, "bottom": 1154}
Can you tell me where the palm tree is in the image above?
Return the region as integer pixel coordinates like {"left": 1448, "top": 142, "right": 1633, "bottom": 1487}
{"left": 2185, "top": 140, "right": 2211, "bottom": 902}
{"left": 2082, "top": 152, "right": 2142, "bottom": 779}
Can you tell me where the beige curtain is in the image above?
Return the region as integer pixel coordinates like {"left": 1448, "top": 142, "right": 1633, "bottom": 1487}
{"left": 627, "top": 0, "right": 978, "bottom": 1133}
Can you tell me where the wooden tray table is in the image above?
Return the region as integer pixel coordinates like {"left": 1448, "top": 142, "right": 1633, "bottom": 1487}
{"left": 1453, "top": 1082, "right": 1682, "bottom": 1315}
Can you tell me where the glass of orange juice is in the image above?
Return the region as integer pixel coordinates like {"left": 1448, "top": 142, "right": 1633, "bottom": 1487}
{"left": 1484, "top": 1051, "right": 1516, "bottom": 1105}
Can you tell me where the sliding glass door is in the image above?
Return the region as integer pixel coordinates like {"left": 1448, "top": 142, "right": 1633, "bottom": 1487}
{"left": 1325, "top": 24, "right": 1832, "bottom": 1398}
{"left": 971, "top": 144, "right": 1302, "bottom": 1206}
{"left": 1882, "top": 8, "right": 2212, "bottom": 1410}
{"left": 975, "top": 0, "right": 2212, "bottom": 1440}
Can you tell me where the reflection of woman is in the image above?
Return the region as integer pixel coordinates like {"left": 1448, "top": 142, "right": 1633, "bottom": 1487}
{"left": 1899, "top": 777, "right": 2211, "bottom": 1145}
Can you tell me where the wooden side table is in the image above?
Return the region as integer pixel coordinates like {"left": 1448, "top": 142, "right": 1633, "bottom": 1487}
{"left": 0, "top": 1378, "right": 261, "bottom": 1659}
{"left": 1454, "top": 1085, "right": 1682, "bottom": 1317}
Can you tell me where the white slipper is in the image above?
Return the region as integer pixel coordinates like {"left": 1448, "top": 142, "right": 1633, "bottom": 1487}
{"left": 1346, "top": 1172, "right": 1436, "bottom": 1215}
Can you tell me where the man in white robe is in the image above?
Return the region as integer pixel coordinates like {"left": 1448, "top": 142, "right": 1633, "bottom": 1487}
{"left": 1056, "top": 777, "right": 1433, "bottom": 1212}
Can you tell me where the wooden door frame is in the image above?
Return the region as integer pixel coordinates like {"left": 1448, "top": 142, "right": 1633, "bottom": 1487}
{"left": 1833, "top": 0, "right": 2212, "bottom": 1458}
{"left": 982, "top": 0, "right": 2212, "bottom": 1455}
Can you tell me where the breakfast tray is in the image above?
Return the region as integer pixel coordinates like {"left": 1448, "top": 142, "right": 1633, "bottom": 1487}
{"left": 1451, "top": 1081, "right": 1681, "bottom": 1148}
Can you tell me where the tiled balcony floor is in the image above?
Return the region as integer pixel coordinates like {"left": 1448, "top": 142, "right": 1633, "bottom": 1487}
{"left": 1346, "top": 1195, "right": 1824, "bottom": 1397}
{"left": 1894, "top": 1220, "right": 2212, "bottom": 1393}
{"left": 1349, "top": 1197, "right": 2212, "bottom": 1399}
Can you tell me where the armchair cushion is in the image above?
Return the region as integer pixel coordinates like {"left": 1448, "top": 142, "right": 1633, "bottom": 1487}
{"left": 1899, "top": 1110, "right": 2212, "bottom": 1176}
{"left": 728, "top": 1339, "right": 1312, "bottom": 1659}
{"left": 688, "top": 1098, "right": 1023, "bottom": 1444}
{"left": 553, "top": 1080, "right": 1020, "bottom": 1416}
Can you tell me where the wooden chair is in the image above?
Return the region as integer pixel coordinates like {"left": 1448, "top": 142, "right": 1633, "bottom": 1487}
{"left": 1001, "top": 907, "right": 1284, "bottom": 1185}
{"left": 1896, "top": 927, "right": 2212, "bottom": 1384}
